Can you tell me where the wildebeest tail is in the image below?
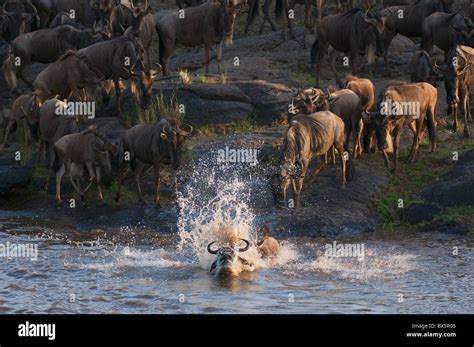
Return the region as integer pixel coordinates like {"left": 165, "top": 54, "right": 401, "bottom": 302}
{"left": 52, "top": 148, "right": 62, "bottom": 173}
{"left": 345, "top": 152, "right": 355, "bottom": 182}
{"left": 310, "top": 37, "right": 319, "bottom": 66}
{"left": 275, "top": 0, "right": 282, "bottom": 19}
{"left": 426, "top": 103, "right": 436, "bottom": 145}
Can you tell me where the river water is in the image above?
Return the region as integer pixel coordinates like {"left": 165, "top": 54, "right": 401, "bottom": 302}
{"left": 0, "top": 154, "right": 472, "bottom": 314}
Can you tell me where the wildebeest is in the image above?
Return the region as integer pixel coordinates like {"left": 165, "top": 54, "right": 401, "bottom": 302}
{"left": 77, "top": 34, "right": 144, "bottom": 115}
{"left": 32, "top": 50, "right": 103, "bottom": 103}
{"left": 308, "top": 88, "right": 364, "bottom": 159}
{"left": 109, "top": 0, "right": 133, "bottom": 35}
{"left": 0, "top": 93, "right": 39, "bottom": 150}
{"left": 155, "top": 0, "right": 240, "bottom": 76}
{"left": 255, "top": 225, "right": 280, "bottom": 258}
{"left": 1, "top": 0, "right": 40, "bottom": 42}
{"left": 38, "top": 98, "right": 89, "bottom": 188}
{"left": 311, "top": 8, "right": 391, "bottom": 87}
{"left": 345, "top": 74, "right": 376, "bottom": 113}
{"left": 421, "top": 12, "right": 473, "bottom": 60}
{"left": 276, "top": 111, "right": 351, "bottom": 208}
{"left": 207, "top": 239, "right": 254, "bottom": 276}
{"left": 374, "top": 82, "right": 437, "bottom": 170}
{"left": 114, "top": 118, "right": 192, "bottom": 205}
{"left": 125, "top": 0, "right": 154, "bottom": 70}
{"left": 119, "top": 65, "right": 160, "bottom": 114}
{"left": 54, "top": 125, "right": 114, "bottom": 202}
{"left": 409, "top": 49, "right": 437, "bottom": 86}
{"left": 435, "top": 45, "right": 474, "bottom": 137}
{"left": 31, "top": 0, "right": 104, "bottom": 28}
{"left": 377, "top": 0, "right": 454, "bottom": 70}
{"left": 3, "top": 23, "right": 109, "bottom": 94}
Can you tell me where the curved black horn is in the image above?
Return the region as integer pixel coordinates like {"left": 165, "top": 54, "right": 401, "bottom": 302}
{"left": 238, "top": 239, "right": 250, "bottom": 252}
{"left": 207, "top": 241, "right": 218, "bottom": 254}
{"left": 2, "top": 1, "right": 16, "bottom": 17}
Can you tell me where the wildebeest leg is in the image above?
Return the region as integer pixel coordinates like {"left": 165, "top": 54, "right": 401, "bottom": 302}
{"left": 244, "top": 0, "right": 257, "bottom": 35}
{"left": 305, "top": 159, "right": 325, "bottom": 186}
{"left": 330, "top": 145, "right": 336, "bottom": 166}
{"left": 216, "top": 42, "right": 223, "bottom": 74}
{"left": 393, "top": 124, "right": 404, "bottom": 169}
{"left": 0, "top": 118, "right": 16, "bottom": 150}
{"left": 328, "top": 49, "right": 343, "bottom": 88}
{"left": 153, "top": 163, "right": 161, "bottom": 207}
{"left": 114, "top": 79, "right": 123, "bottom": 117}
{"left": 80, "top": 162, "right": 96, "bottom": 199}
{"left": 204, "top": 44, "right": 211, "bottom": 74}
{"left": 95, "top": 167, "right": 104, "bottom": 201}
{"left": 314, "top": 40, "right": 329, "bottom": 87}
{"left": 408, "top": 118, "right": 423, "bottom": 163}
{"left": 114, "top": 163, "right": 130, "bottom": 203}
{"left": 260, "top": 0, "right": 277, "bottom": 34}
{"left": 354, "top": 118, "right": 364, "bottom": 159}
{"left": 461, "top": 89, "right": 470, "bottom": 137}
{"left": 281, "top": 178, "right": 291, "bottom": 207}
{"left": 55, "top": 164, "right": 66, "bottom": 203}
{"left": 291, "top": 177, "right": 305, "bottom": 208}
{"left": 45, "top": 144, "right": 55, "bottom": 190}
{"left": 335, "top": 143, "right": 347, "bottom": 188}
{"left": 134, "top": 161, "right": 146, "bottom": 203}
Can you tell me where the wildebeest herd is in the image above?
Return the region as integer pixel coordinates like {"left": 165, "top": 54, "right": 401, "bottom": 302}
{"left": 0, "top": 0, "right": 472, "bottom": 224}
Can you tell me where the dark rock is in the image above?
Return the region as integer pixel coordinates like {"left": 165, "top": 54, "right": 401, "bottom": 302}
{"left": 418, "top": 220, "right": 470, "bottom": 234}
{"left": 0, "top": 156, "right": 33, "bottom": 196}
{"left": 421, "top": 149, "right": 474, "bottom": 207}
{"left": 404, "top": 202, "right": 442, "bottom": 224}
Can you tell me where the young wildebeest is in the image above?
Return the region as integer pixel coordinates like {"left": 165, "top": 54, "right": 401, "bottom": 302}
{"left": 255, "top": 225, "right": 280, "bottom": 259}
{"left": 114, "top": 118, "right": 192, "bottom": 206}
{"left": 276, "top": 112, "right": 351, "bottom": 208}
{"left": 2, "top": 23, "right": 109, "bottom": 94}
{"left": 0, "top": 93, "right": 39, "bottom": 150}
{"left": 39, "top": 98, "right": 90, "bottom": 188}
{"left": 207, "top": 239, "right": 253, "bottom": 276}
{"left": 54, "top": 126, "right": 114, "bottom": 203}
{"left": 421, "top": 12, "right": 473, "bottom": 61}
{"left": 436, "top": 45, "right": 474, "bottom": 137}
{"left": 32, "top": 50, "right": 103, "bottom": 103}
{"left": 377, "top": 0, "right": 454, "bottom": 71}
{"left": 311, "top": 88, "right": 364, "bottom": 159}
{"left": 311, "top": 8, "right": 391, "bottom": 87}
{"left": 409, "top": 50, "right": 437, "bottom": 86}
{"left": 374, "top": 82, "right": 437, "bottom": 170}
{"left": 154, "top": 0, "right": 240, "bottom": 76}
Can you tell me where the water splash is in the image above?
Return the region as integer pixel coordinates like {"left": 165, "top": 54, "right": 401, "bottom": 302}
{"left": 176, "top": 152, "right": 298, "bottom": 270}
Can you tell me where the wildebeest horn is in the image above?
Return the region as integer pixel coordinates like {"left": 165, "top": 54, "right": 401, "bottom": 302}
{"left": 26, "top": 0, "right": 40, "bottom": 27}
{"left": 238, "top": 239, "right": 250, "bottom": 252}
{"left": 207, "top": 241, "right": 218, "bottom": 254}
{"left": 179, "top": 124, "right": 193, "bottom": 136}
{"left": 2, "top": 1, "right": 16, "bottom": 17}
{"left": 363, "top": 10, "right": 377, "bottom": 25}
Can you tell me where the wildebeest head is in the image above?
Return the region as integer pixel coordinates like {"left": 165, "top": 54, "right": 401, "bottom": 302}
{"left": 207, "top": 239, "right": 252, "bottom": 276}
{"left": 373, "top": 111, "right": 389, "bottom": 151}
{"left": 221, "top": 0, "right": 241, "bottom": 46}
{"left": 92, "top": 18, "right": 112, "bottom": 39}
{"left": 155, "top": 119, "right": 193, "bottom": 171}
{"left": 364, "top": 8, "right": 392, "bottom": 59}
{"left": 130, "top": 64, "right": 161, "bottom": 106}
{"left": 448, "top": 13, "right": 473, "bottom": 39}
{"left": 290, "top": 88, "right": 324, "bottom": 116}
{"left": 1, "top": 0, "right": 38, "bottom": 41}
{"left": 434, "top": 47, "right": 470, "bottom": 107}
{"left": 130, "top": 0, "right": 148, "bottom": 28}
